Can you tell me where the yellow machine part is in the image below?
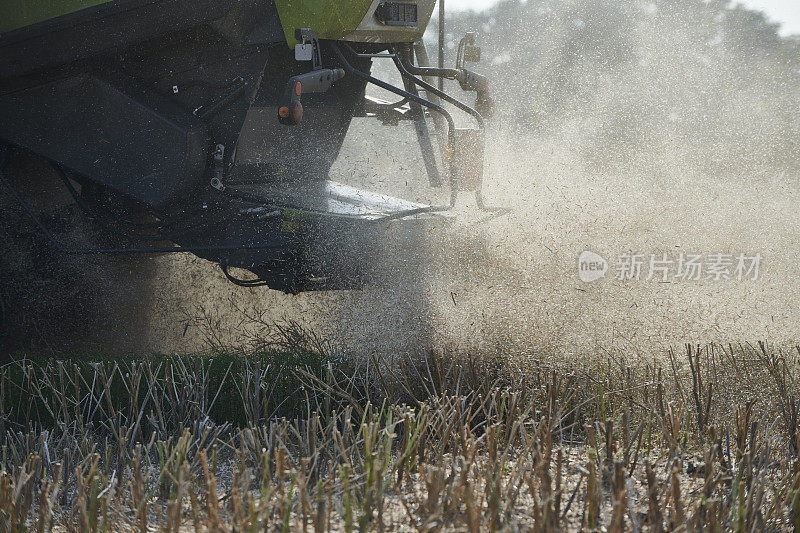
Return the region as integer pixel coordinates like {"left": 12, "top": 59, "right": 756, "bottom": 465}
{"left": 274, "top": 0, "right": 375, "bottom": 46}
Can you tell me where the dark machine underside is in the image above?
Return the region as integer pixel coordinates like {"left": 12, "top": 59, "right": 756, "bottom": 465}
{"left": 0, "top": 0, "right": 491, "bottom": 292}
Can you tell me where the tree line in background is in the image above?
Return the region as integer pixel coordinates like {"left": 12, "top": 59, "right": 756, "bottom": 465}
{"left": 448, "top": 0, "right": 800, "bottom": 175}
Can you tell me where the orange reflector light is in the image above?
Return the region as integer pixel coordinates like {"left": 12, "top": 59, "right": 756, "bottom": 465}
{"left": 295, "top": 82, "right": 302, "bottom": 96}
{"left": 278, "top": 106, "right": 289, "bottom": 118}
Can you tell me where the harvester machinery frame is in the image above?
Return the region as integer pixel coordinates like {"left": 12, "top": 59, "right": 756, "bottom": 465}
{"left": 0, "top": 0, "right": 499, "bottom": 292}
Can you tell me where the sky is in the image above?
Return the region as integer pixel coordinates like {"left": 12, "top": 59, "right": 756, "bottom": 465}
{"left": 446, "top": 0, "right": 800, "bottom": 36}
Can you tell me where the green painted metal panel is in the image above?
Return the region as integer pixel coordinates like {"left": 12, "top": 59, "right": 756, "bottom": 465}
{"left": 0, "top": 0, "right": 113, "bottom": 33}
{"left": 274, "top": 0, "right": 374, "bottom": 47}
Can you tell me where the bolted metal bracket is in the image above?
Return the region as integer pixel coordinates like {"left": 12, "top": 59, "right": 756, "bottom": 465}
{"left": 294, "top": 28, "right": 323, "bottom": 70}
{"left": 210, "top": 144, "right": 226, "bottom": 191}
{"left": 457, "top": 32, "right": 481, "bottom": 68}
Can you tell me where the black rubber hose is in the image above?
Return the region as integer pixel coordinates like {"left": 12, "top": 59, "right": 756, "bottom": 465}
{"left": 332, "top": 43, "right": 458, "bottom": 210}
{"left": 340, "top": 42, "right": 462, "bottom": 80}
{"left": 221, "top": 265, "right": 271, "bottom": 287}
{"left": 331, "top": 43, "right": 457, "bottom": 163}
{"left": 392, "top": 50, "right": 485, "bottom": 130}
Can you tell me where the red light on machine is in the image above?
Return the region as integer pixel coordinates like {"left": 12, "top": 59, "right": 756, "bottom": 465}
{"left": 295, "top": 81, "right": 302, "bottom": 96}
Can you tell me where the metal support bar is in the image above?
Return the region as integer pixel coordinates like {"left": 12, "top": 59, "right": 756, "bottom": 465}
{"left": 413, "top": 41, "right": 448, "bottom": 168}
{"left": 392, "top": 50, "right": 507, "bottom": 213}
{"left": 438, "top": 0, "right": 445, "bottom": 91}
{"left": 399, "top": 48, "right": 442, "bottom": 188}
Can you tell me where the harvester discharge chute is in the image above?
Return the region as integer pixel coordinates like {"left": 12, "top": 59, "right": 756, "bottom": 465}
{"left": 0, "top": 0, "right": 494, "bottom": 292}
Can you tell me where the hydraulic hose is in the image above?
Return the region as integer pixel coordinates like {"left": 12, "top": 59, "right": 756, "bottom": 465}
{"left": 331, "top": 43, "right": 457, "bottom": 167}
{"left": 392, "top": 49, "right": 485, "bottom": 130}
{"left": 331, "top": 42, "right": 458, "bottom": 209}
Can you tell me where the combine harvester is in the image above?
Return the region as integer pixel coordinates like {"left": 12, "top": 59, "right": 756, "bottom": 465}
{"left": 0, "top": 0, "right": 493, "bottom": 293}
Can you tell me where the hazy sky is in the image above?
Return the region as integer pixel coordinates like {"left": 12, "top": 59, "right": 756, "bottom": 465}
{"left": 446, "top": 0, "right": 800, "bottom": 36}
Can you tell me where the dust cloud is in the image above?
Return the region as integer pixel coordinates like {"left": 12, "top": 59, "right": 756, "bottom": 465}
{"left": 9, "top": 0, "right": 799, "bottom": 359}
{"left": 153, "top": 125, "right": 800, "bottom": 359}
{"left": 176, "top": 0, "right": 799, "bottom": 359}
